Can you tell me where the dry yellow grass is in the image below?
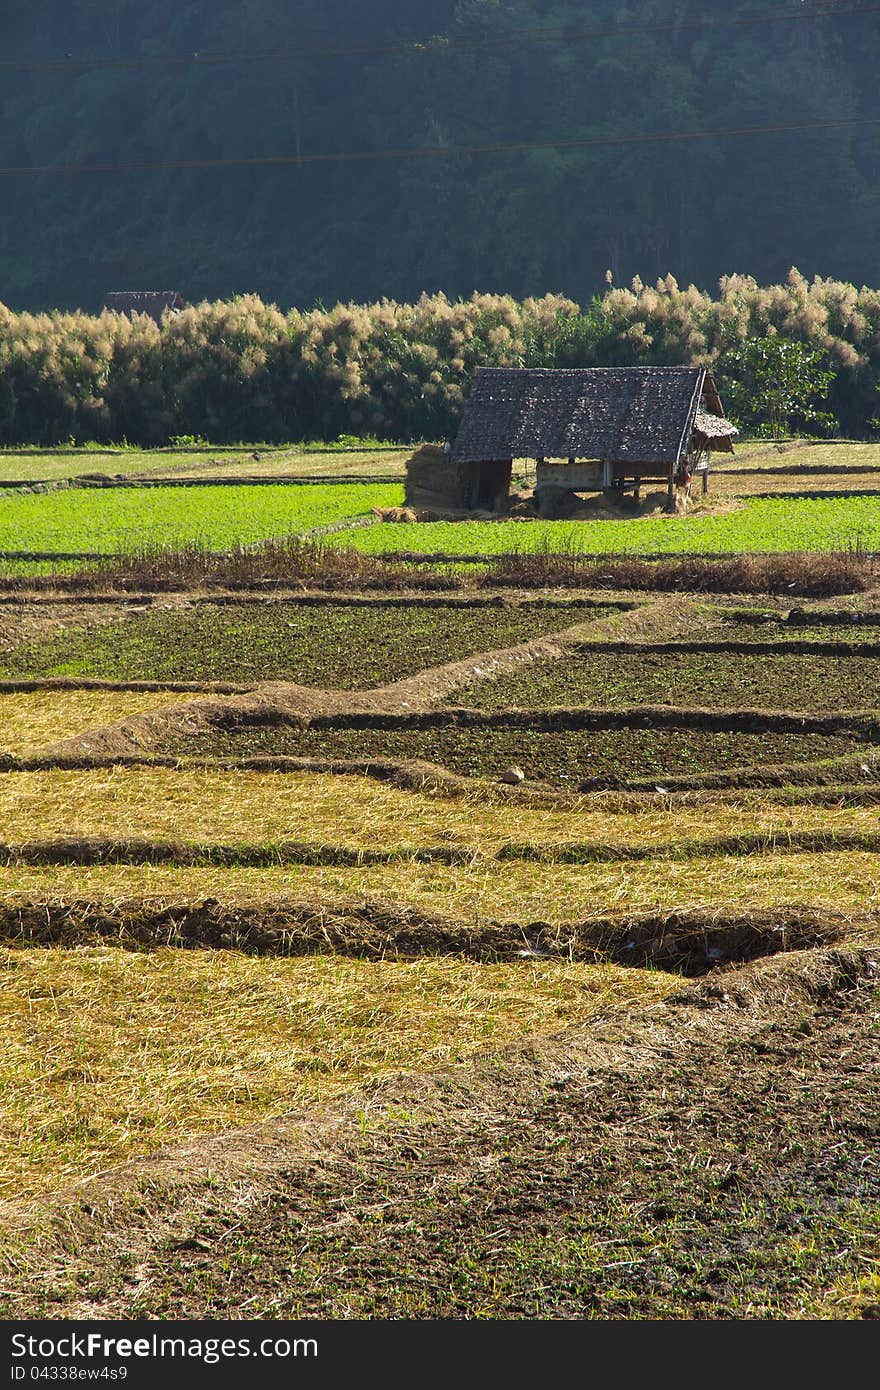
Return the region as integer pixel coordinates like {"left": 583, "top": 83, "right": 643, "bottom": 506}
{"left": 3, "top": 767, "right": 880, "bottom": 849}
{"left": 732, "top": 441, "right": 880, "bottom": 469}
{"left": 136, "top": 447, "right": 410, "bottom": 481}
{"left": 0, "top": 692, "right": 184, "bottom": 757}
{"left": 2, "top": 851, "right": 880, "bottom": 924}
{"left": 0, "top": 947, "right": 673, "bottom": 1204}
{"left": 711, "top": 470, "right": 880, "bottom": 496}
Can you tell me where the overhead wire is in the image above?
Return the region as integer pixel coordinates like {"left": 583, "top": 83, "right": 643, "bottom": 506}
{"left": 1, "top": 115, "right": 877, "bottom": 178}
{"left": 1, "top": 3, "right": 879, "bottom": 75}
{"left": 2, "top": 5, "right": 877, "bottom": 180}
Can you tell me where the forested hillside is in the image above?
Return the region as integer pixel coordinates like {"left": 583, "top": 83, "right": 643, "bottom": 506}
{"left": 2, "top": 1, "right": 879, "bottom": 312}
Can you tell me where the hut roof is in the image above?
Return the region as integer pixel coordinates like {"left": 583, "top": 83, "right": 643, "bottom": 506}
{"left": 693, "top": 410, "right": 738, "bottom": 452}
{"left": 451, "top": 366, "right": 722, "bottom": 465}
{"left": 103, "top": 291, "right": 185, "bottom": 322}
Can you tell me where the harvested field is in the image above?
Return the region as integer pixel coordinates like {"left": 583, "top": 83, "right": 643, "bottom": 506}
{"left": 2, "top": 948, "right": 878, "bottom": 1321}
{"left": 0, "top": 599, "right": 611, "bottom": 687}
{"left": 731, "top": 440, "right": 880, "bottom": 469}
{"left": 0, "top": 690, "right": 186, "bottom": 756}
{"left": 0, "top": 445, "right": 409, "bottom": 485}
{"left": 4, "top": 849, "right": 880, "bottom": 921}
{"left": 0, "top": 947, "right": 672, "bottom": 1204}
{"left": 41, "top": 950, "right": 880, "bottom": 1317}
{"left": 710, "top": 469, "right": 880, "bottom": 496}
{"left": 156, "top": 719, "right": 873, "bottom": 789}
{"left": 449, "top": 646, "right": 880, "bottom": 713}
{"left": 10, "top": 767, "right": 880, "bottom": 851}
{"left": 0, "top": 898, "right": 851, "bottom": 966}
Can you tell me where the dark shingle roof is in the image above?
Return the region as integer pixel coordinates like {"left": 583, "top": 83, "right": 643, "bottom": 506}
{"left": 103, "top": 291, "right": 185, "bottom": 322}
{"left": 451, "top": 367, "right": 711, "bottom": 465}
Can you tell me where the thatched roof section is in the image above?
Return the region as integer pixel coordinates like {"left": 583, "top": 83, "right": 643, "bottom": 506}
{"left": 693, "top": 410, "right": 738, "bottom": 453}
{"left": 451, "top": 366, "right": 721, "bottom": 465}
{"left": 694, "top": 410, "right": 737, "bottom": 439}
{"left": 103, "top": 291, "right": 185, "bottom": 322}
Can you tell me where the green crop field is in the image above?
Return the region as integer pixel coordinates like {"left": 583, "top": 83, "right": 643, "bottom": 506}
{"left": 155, "top": 720, "right": 869, "bottom": 787}
{"left": 450, "top": 646, "right": 880, "bottom": 713}
{"left": 331, "top": 496, "right": 880, "bottom": 556}
{"left": 0, "top": 600, "right": 610, "bottom": 687}
{"left": 0, "top": 481, "right": 403, "bottom": 554}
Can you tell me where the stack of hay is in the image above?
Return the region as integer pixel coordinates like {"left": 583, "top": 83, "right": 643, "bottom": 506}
{"left": 404, "top": 444, "right": 467, "bottom": 510}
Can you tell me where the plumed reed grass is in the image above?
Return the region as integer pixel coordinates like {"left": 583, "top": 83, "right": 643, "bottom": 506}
{"left": 4, "top": 274, "right": 880, "bottom": 445}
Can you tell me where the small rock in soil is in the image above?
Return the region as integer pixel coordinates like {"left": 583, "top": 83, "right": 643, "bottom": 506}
{"left": 500, "top": 765, "right": 526, "bottom": 784}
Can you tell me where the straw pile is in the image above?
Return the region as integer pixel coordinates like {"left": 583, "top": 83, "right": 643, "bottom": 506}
{"left": 404, "top": 444, "right": 465, "bottom": 510}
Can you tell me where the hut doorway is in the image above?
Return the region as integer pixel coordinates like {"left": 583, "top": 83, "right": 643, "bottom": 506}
{"left": 466, "top": 459, "right": 512, "bottom": 511}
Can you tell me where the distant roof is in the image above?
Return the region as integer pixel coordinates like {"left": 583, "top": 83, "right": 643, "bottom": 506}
{"left": 103, "top": 291, "right": 185, "bottom": 322}
{"left": 451, "top": 366, "right": 723, "bottom": 465}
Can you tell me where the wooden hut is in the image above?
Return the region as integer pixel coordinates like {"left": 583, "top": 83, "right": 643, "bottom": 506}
{"left": 441, "top": 366, "right": 736, "bottom": 513}
{"left": 103, "top": 291, "right": 186, "bottom": 323}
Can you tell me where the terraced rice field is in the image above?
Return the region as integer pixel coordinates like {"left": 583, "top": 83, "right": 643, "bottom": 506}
{"left": 449, "top": 645, "right": 880, "bottom": 713}
{"left": 0, "top": 599, "right": 611, "bottom": 687}
{"left": 3, "top": 448, "right": 880, "bottom": 1321}
{"left": 155, "top": 718, "right": 874, "bottom": 788}
{"left": 7, "top": 765, "right": 880, "bottom": 848}
{"left": 0, "top": 481, "right": 403, "bottom": 554}
{"left": 721, "top": 612, "right": 880, "bottom": 643}
{"left": 0, "top": 690, "right": 187, "bottom": 757}
{"left": 332, "top": 495, "right": 880, "bottom": 556}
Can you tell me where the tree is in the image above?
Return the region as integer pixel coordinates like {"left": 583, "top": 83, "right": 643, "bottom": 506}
{"left": 715, "top": 336, "right": 837, "bottom": 440}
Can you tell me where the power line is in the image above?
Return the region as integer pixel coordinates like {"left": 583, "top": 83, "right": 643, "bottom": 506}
{"left": 2, "top": 3, "right": 879, "bottom": 75}
{"left": 1, "top": 115, "right": 877, "bottom": 178}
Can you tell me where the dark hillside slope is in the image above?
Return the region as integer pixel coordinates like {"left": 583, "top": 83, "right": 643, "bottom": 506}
{"left": 2, "top": 0, "right": 879, "bottom": 310}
